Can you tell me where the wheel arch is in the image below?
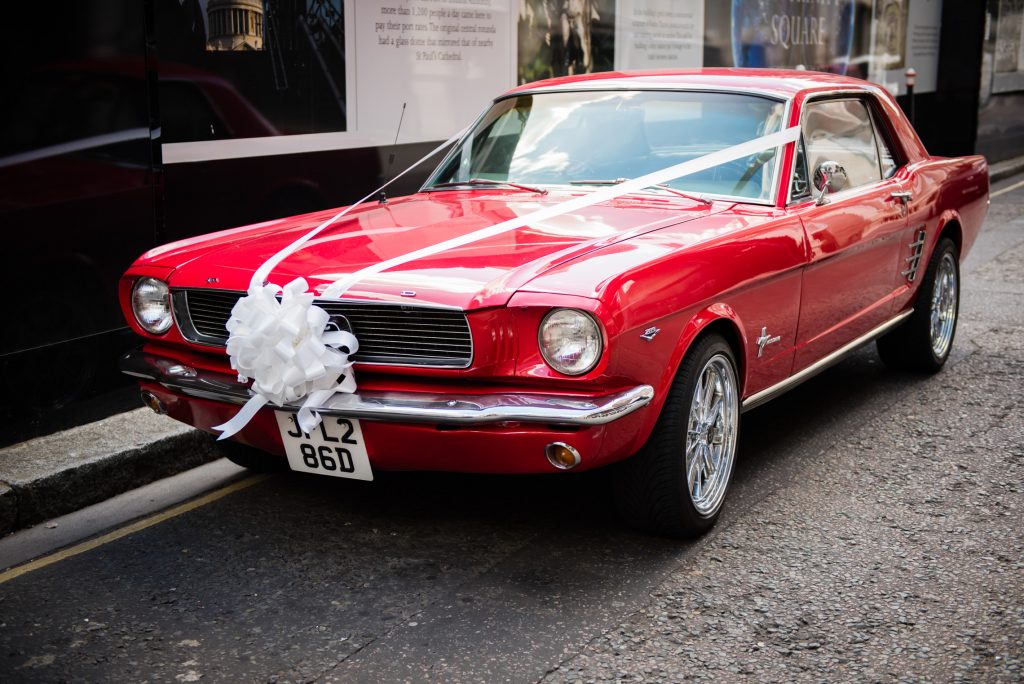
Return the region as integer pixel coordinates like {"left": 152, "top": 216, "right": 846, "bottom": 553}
{"left": 667, "top": 304, "right": 749, "bottom": 397}
{"left": 935, "top": 211, "right": 963, "bottom": 256}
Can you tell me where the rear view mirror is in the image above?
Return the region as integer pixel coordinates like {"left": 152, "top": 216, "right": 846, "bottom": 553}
{"left": 813, "top": 161, "right": 849, "bottom": 205}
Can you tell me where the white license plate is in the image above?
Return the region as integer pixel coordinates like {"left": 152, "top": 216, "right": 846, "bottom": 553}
{"left": 274, "top": 411, "right": 373, "bottom": 481}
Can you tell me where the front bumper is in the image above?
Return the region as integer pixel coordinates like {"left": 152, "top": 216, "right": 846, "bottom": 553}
{"left": 120, "top": 350, "right": 654, "bottom": 427}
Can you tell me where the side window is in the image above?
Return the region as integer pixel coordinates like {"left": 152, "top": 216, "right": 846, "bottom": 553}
{"left": 870, "top": 107, "right": 898, "bottom": 179}
{"left": 802, "top": 99, "right": 882, "bottom": 191}
{"left": 790, "top": 136, "right": 811, "bottom": 201}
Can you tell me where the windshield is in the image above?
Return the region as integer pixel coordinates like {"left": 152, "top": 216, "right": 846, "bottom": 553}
{"left": 425, "top": 90, "right": 787, "bottom": 203}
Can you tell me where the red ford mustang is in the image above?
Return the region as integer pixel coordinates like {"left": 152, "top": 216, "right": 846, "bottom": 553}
{"left": 120, "top": 69, "right": 988, "bottom": 536}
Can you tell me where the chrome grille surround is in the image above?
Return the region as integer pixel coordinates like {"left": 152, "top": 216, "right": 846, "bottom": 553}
{"left": 171, "top": 289, "right": 473, "bottom": 368}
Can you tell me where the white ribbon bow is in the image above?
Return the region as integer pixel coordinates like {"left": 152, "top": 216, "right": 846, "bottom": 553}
{"left": 212, "top": 277, "right": 358, "bottom": 440}
{"left": 211, "top": 124, "right": 802, "bottom": 440}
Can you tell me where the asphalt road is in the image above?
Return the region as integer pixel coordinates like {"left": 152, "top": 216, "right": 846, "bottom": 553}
{"left": 1, "top": 179, "right": 1022, "bottom": 683}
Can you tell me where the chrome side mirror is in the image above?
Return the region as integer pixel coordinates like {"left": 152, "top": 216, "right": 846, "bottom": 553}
{"left": 813, "top": 161, "right": 848, "bottom": 205}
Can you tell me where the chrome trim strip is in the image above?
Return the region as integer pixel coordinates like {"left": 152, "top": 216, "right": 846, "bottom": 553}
{"left": 510, "top": 84, "right": 791, "bottom": 101}
{"left": 172, "top": 288, "right": 467, "bottom": 311}
{"left": 741, "top": 309, "right": 913, "bottom": 412}
{"left": 120, "top": 350, "right": 654, "bottom": 426}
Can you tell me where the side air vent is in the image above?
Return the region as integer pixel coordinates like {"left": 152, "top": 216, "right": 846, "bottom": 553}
{"left": 901, "top": 228, "right": 927, "bottom": 282}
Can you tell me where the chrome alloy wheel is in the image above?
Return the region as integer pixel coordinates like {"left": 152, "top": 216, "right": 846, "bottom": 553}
{"left": 929, "top": 252, "right": 958, "bottom": 358}
{"left": 685, "top": 354, "right": 739, "bottom": 516}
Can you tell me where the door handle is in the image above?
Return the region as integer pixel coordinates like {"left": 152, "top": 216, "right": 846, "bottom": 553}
{"left": 890, "top": 191, "right": 913, "bottom": 203}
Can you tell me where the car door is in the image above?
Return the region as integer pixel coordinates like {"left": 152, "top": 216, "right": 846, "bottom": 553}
{"left": 789, "top": 96, "right": 909, "bottom": 371}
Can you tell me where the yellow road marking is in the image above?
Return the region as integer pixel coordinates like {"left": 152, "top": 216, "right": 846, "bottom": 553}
{"left": 0, "top": 474, "right": 269, "bottom": 585}
{"left": 991, "top": 177, "right": 1024, "bottom": 198}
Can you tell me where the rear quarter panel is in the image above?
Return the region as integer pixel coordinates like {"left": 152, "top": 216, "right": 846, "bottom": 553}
{"left": 892, "top": 155, "right": 988, "bottom": 313}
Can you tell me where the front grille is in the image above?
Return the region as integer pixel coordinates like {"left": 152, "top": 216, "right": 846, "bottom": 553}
{"left": 172, "top": 289, "right": 473, "bottom": 368}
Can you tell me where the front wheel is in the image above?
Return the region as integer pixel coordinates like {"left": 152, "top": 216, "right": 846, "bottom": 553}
{"left": 877, "top": 237, "right": 960, "bottom": 373}
{"left": 614, "top": 334, "right": 740, "bottom": 538}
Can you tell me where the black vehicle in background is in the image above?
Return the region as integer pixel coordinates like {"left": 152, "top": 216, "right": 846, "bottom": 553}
{"left": 0, "top": 0, "right": 402, "bottom": 445}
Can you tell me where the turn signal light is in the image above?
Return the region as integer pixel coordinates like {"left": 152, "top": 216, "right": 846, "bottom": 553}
{"left": 545, "top": 442, "right": 581, "bottom": 470}
{"left": 141, "top": 390, "right": 167, "bottom": 415}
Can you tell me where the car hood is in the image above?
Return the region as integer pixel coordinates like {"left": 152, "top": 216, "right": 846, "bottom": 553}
{"left": 156, "top": 189, "right": 721, "bottom": 310}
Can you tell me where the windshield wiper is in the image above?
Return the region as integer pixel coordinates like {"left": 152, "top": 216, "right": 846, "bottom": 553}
{"left": 569, "top": 180, "right": 712, "bottom": 205}
{"left": 649, "top": 184, "right": 712, "bottom": 205}
{"left": 429, "top": 178, "right": 547, "bottom": 194}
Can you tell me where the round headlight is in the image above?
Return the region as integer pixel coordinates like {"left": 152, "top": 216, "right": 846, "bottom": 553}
{"left": 131, "top": 277, "right": 172, "bottom": 334}
{"left": 538, "top": 308, "right": 603, "bottom": 376}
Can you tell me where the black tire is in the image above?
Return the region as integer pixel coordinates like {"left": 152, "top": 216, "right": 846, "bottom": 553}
{"left": 877, "top": 237, "right": 960, "bottom": 373}
{"left": 214, "top": 439, "right": 289, "bottom": 473}
{"left": 613, "top": 334, "right": 741, "bottom": 538}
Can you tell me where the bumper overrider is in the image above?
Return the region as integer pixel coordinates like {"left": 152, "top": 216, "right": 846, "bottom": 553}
{"left": 120, "top": 350, "right": 656, "bottom": 473}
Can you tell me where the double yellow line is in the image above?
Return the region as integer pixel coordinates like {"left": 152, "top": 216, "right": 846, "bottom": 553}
{"left": 0, "top": 474, "right": 269, "bottom": 585}
{"left": 991, "top": 177, "right": 1024, "bottom": 199}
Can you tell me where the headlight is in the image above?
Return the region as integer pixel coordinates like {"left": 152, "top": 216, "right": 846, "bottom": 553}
{"left": 131, "top": 277, "right": 173, "bottom": 334}
{"left": 538, "top": 308, "right": 603, "bottom": 376}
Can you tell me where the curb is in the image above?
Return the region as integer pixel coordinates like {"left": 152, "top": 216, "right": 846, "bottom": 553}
{"left": 0, "top": 408, "right": 219, "bottom": 536}
{"left": 989, "top": 155, "right": 1024, "bottom": 184}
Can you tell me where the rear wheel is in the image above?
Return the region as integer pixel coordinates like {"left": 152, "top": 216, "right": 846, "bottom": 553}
{"left": 614, "top": 334, "right": 740, "bottom": 537}
{"left": 877, "top": 237, "right": 960, "bottom": 373}
{"left": 215, "top": 440, "right": 289, "bottom": 473}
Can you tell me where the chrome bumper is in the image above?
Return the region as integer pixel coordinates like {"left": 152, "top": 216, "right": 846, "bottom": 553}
{"left": 120, "top": 350, "right": 654, "bottom": 427}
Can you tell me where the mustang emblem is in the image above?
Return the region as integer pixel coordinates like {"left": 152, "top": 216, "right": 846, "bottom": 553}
{"left": 640, "top": 326, "right": 661, "bottom": 341}
{"left": 756, "top": 326, "right": 781, "bottom": 357}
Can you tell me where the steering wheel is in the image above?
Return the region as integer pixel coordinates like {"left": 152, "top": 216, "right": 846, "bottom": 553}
{"left": 731, "top": 150, "right": 775, "bottom": 195}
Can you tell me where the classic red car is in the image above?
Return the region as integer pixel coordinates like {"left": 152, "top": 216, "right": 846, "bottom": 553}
{"left": 119, "top": 69, "right": 988, "bottom": 536}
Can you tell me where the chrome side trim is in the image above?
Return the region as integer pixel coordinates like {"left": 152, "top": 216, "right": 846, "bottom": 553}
{"left": 741, "top": 309, "right": 913, "bottom": 412}
{"left": 120, "top": 350, "right": 654, "bottom": 427}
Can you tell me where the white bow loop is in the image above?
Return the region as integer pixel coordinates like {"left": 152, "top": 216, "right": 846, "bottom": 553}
{"left": 212, "top": 277, "right": 357, "bottom": 440}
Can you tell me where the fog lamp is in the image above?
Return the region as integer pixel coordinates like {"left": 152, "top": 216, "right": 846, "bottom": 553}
{"left": 140, "top": 390, "right": 167, "bottom": 415}
{"left": 545, "top": 442, "right": 581, "bottom": 470}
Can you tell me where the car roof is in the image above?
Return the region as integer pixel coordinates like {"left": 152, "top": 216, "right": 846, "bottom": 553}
{"left": 505, "top": 68, "right": 870, "bottom": 100}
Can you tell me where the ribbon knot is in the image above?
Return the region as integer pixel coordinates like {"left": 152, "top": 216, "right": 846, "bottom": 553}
{"left": 212, "top": 277, "right": 358, "bottom": 440}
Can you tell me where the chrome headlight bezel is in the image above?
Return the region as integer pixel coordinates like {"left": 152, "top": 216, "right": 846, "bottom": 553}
{"left": 131, "top": 277, "right": 173, "bottom": 334}
{"left": 538, "top": 308, "right": 604, "bottom": 376}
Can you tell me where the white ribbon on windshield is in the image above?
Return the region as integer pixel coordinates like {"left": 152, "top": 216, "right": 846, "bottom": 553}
{"left": 213, "top": 124, "right": 801, "bottom": 440}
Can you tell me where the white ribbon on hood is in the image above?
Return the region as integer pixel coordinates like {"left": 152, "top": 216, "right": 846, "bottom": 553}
{"left": 213, "top": 123, "right": 802, "bottom": 439}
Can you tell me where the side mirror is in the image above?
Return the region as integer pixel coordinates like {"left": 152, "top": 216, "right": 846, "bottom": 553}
{"left": 813, "top": 161, "right": 848, "bottom": 205}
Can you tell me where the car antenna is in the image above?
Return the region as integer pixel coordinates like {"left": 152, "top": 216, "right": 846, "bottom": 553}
{"left": 380, "top": 102, "right": 407, "bottom": 205}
